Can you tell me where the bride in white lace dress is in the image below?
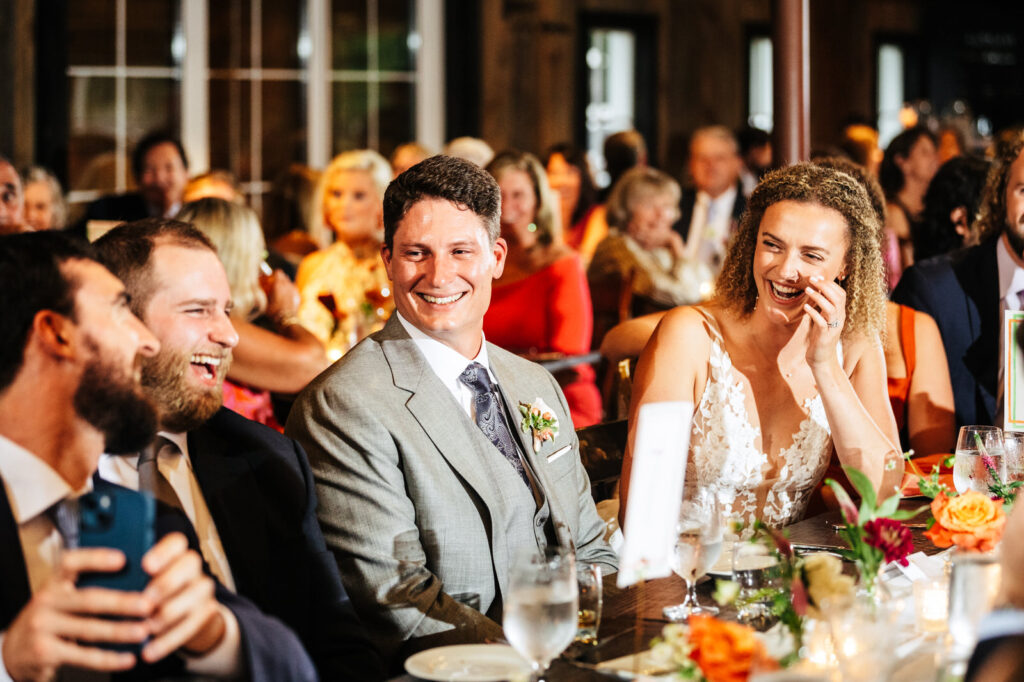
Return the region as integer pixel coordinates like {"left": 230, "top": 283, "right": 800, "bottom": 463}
{"left": 619, "top": 163, "right": 904, "bottom": 531}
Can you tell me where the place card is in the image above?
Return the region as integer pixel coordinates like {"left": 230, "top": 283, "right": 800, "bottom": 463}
{"left": 617, "top": 401, "right": 693, "bottom": 588}
{"left": 1004, "top": 310, "right": 1024, "bottom": 431}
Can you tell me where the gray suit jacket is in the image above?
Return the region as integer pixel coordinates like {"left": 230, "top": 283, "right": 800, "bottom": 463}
{"left": 286, "top": 317, "right": 616, "bottom": 662}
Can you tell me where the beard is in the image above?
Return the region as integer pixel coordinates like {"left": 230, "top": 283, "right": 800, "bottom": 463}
{"left": 73, "top": 341, "right": 159, "bottom": 454}
{"left": 141, "top": 346, "right": 229, "bottom": 432}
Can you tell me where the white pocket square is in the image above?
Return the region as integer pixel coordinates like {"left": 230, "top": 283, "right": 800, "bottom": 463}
{"left": 546, "top": 445, "right": 571, "bottom": 463}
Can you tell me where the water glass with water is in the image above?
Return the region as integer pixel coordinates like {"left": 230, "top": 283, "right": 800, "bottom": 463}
{"left": 948, "top": 551, "right": 1002, "bottom": 665}
{"left": 1004, "top": 431, "right": 1024, "bottom": 483}
{"left": 663, "top": 488, "right": 724, "bottom": 621}
{"left": 503, "top": 546, "right": 578, "bottom": 682}
{"left": 954, "top": 425, "right": 1005, "bottom": 493}
{"left": 731, "top": 540, "right": 782, "bottom": 630}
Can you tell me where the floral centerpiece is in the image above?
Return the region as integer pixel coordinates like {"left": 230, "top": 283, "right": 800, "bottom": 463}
{"left": 824, "top": 466, "right": 922, "bottom": 596}
{"left": 649, "top": 616, "right": 778, "bottom": 682}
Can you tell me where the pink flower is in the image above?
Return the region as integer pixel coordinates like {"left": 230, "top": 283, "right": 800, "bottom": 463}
{"left": 863, "top": 518, "right": 913, "bottom": 566}
{"left": 832, "top": 485, "right": 859, "bottom": 526}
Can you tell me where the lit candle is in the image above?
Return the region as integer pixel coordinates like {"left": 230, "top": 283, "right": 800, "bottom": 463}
{"left": 914, "top": 579, "right": 949, "bottom": 634}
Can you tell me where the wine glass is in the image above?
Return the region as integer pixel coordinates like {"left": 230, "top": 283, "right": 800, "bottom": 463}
{"left": 953, "top": 425, "right": 1005, "bottom": 493}
{"left": 503, "top": 546, "right": 579, "bottom": 681}
{"left": 663, "top": 488, "right": 724, "bottom": 621}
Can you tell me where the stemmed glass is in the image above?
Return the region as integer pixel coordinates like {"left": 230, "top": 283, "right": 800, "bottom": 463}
{"left": 953, "top": 425, "right": 1005, "bottom": 493}
{"left": 663, "top": 488, "right": 724, "bottom": 621}
{"left": 503, "top": 546, "right": 579, "bottom": 681}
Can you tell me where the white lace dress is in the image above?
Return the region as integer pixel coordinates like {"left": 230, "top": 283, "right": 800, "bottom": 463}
{"left": 686, "top": 307, "right": 835, "bottom": 532}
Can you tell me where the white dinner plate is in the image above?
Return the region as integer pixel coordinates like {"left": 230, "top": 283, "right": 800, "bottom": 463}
{"left": 404, "top": 644, "right": 531, "bottom": 681}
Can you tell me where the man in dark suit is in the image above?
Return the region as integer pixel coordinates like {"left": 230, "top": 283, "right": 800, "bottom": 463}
{"left": 0, "top": 231, "right": 315, "bottom": 680}
{"left": 73, "top": 132, "right": 190, "bottom": 239}
{"left": 892, "top": 128, "right": 1024, "bottom": 430}
{"left": 94, "top": 219, "right": 383, "bottom": 680}
{"left": 673, "top": 125, "right": 746, "bottom": 276}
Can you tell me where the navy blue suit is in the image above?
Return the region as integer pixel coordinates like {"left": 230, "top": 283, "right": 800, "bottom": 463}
{"left": 0, "top": 477, "right": 316, "bottom": 681}
{"left": 69, "top": 193, "right": 152, "bottom": 239}
{"left": 185, "top": 407, "right": 384, "bottom": 680}
{"left": 891, "top": 236, "right": 1001, "bottom": 429}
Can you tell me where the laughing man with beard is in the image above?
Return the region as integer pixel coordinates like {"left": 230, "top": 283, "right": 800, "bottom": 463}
{"left": 0, "top": 231, "right": 315, "bottom": 680}
{"left": 94, "top": 218, "right": 383, "bottom": 681}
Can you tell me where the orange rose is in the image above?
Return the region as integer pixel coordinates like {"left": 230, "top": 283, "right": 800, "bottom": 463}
{"left": 924, "top": 491, "right": 1005, "bottom": 553}
{"left": 687, "top": 614, "right": 777, "bottom": 682}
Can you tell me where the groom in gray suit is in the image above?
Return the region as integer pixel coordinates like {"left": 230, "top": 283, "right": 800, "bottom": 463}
{"left": 286, "top": 155, "right": 617, "bottom": 664}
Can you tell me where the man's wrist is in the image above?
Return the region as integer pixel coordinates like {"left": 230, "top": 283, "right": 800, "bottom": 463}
{"left": 181, "top": 610, "right": 226, "bottom": 655}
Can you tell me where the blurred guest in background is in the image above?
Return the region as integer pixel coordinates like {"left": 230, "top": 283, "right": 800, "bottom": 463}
{"left": 937, "top": 125, "right": 967, "bottom": 164}
{"left": 737, "top": 125, "right": 773, "bottom": 198}
{"left": 879, "top": 126, "right": 939, "bottom": 287}
{"left": 184, "top": 169, "right": 245, "bottom": 205}
{"left": 543, "top": 143, "right": 601, "bottom": 262}
{"left": 915, "top": 154, "right": 991, "bottom": 262}
{"left": 443, "top": 136, "right": 494, "bottom": 168}
{"left": 675, "top": 125, "right": 745, "bottom": 278}
{"left": 20, "top": 165, "right": 66, "bottom": 231}
{"left": 0, "top": 154, "right": 25, "bottom": 234}
{"left": 839, "top": 121, "right": 883, "bottom": 176}
{"left": 264, "top": 163, "right": 324, "bottom": 267}
{"left": 390, "top": 142, "right": 433, "bottom": 177}
{"left": 296, "top": 150, "right": 394, "bottom": 361}
{"left": 590, "top": 166, "right": 711, "bottom": 309}
{"left": 77, "top": 131, "right": 189, "bottom": 235}
{"left": 484, "top": 150, "right": 602, "bottom": 427}
{"left": 177, "top": 198, "right": 328, "bottom": 429}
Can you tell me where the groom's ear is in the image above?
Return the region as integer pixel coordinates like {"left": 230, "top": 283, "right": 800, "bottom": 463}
{"left": 491, "top": 237, "right": 508, "bottom": 279}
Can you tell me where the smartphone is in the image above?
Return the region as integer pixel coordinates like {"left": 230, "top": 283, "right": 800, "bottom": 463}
{"left": 77, "top": 486, "right": 155, "bottom": 592}
{"left": 77, "top": 487, "right": 155, "bottom": 652}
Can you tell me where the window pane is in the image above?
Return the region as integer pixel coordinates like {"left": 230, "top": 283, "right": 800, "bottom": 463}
{"left": 379, "top": 82, "right": 414, "bottom": 155}
{"left": 332, "top": 82, "right": 369, "bottom": 153}
{"left": 126, "top": 78, "right": 180, "bottom": 145}
{"left": 748, "top": 37, "right": 773, "bottom": 131}
{"left": 68, "top": 76, "right": 117, "bottom": 191}
{"left": 332, "top": 2, "right": 368, "bottom": 70}
{"left": 126, "top": 0, "right": 180, "bottom": 66}
{"left": 263, "top": 4, "right": 303, "bottom": 69}
{"left": 878, "top": 44, "right": 905, "bottom": 147}
{"left": 209, "top": 78, "right": 253, "bottom": 179}
{"left": 379, "top": 0, "right": 414, "bottom": 72}
{"left": 585, "top": 28, "right": 636, "bottom": 188}
{"left": 262, "top": 81, "right": 307, "bottom": 181}
{"left": 68, "top": 0, "right": 117, "bottom": 66}
{"left": 209, "top": 0, "right": 252, "bottom": 69}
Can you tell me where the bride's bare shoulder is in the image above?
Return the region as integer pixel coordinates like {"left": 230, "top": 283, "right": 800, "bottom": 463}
{"left": 647, "top": 304, "right": 716, "bottom": 354}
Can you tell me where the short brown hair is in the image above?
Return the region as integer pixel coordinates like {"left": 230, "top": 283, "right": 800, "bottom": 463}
{"left": 93, "top": 218, "right": 215, "bottom": 317}
{"left": 714, "top": 163, "right": 886, "bottom": 338}
{"left": 382, "top": 155, "right": 501, "bottom": 251}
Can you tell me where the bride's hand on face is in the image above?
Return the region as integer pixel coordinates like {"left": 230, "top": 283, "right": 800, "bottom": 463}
{"left": 801, "top": 274, "right": 846, "bottom": 367}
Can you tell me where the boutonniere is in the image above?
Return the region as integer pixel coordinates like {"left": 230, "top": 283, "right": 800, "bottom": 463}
{"left": 519, "top": 398, "right": 559, "bottom": 453}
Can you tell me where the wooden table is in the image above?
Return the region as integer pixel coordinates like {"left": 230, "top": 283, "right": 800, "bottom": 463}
{"left": 396, "top": 506, "right": 944, "bottom": 681}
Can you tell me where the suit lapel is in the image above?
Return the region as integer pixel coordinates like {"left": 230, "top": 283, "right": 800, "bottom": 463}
{"left": 187, "top": 416, "right": 269, "bottom": 596}
{"left": 380, "top": 319, "right": 508, "bottom": 530}
{"left": 0, "top": 482, "right": 31, "bottom": 627}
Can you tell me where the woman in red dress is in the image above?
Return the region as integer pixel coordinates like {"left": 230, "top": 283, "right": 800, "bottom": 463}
{"left": 484, "top": 150, "right": 603, "bottom": 427}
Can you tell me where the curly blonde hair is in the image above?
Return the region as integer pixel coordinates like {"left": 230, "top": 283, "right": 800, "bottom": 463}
{"left": 974, "top": 127, "right": 1024, "bottom": 243}
{"left": 714, "top": 163, "right": 886, "bottom": 338}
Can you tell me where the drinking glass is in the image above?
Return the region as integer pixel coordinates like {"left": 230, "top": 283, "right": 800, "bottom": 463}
{"left": 575, "top": 563, "right": 602, "bottom": 645}
{"left": 948, "top": 551, "right": 1002, "bottom": 666}
{"left": 1004, "top": 431, "right": 1024, "bottom": 483}
{"left": 663, "top": 489, "right": 724, "bottom": 621}
{"left": 503, "top": 546, "right": 578, "bottom": 681}
{"left": 953, "top": 425, "right": 1005, "bottom": 493}
{"left": 731, "top": 540, "right": 782, "bottom": 630}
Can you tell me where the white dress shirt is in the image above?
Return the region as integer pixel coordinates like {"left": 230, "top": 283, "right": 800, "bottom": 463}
{"left": 395, "top": 311, "right": 498, "bottom": 420}
{"left": 98, "top": 433, "right": 236, "bottom": 592}
{"left": 995, "top": 235, "right": 1024, "bottom": 422}
{"left": 684, "top": 185, "right": 739, "bottom": 271}
{"left": 0, "top": 435, "right": 240, "bottom": 679}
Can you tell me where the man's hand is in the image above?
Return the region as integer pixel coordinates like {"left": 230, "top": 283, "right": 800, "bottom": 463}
{"left": 2, "top": 548, "right": 150, "bottom": 682}
{"left": 139, "top": 533, "right": 223, "bottom": 664}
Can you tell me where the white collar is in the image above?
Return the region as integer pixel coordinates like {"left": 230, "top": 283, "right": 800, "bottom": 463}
{"left": 697, "top": 184, "right": 738, "bottom": 212}
{"left": 0, "top": 434, "right": 89, "bottom": 524}
{"left": 395, "top": 311, "right": 496, "bottom": 386}
{"left": 996, "top": 234, "right": 1024, "bottom": 305}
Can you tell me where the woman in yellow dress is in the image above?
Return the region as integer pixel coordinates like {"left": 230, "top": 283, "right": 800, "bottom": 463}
{"left": 296, "top": 150, "right": 395, "bottom": 361}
